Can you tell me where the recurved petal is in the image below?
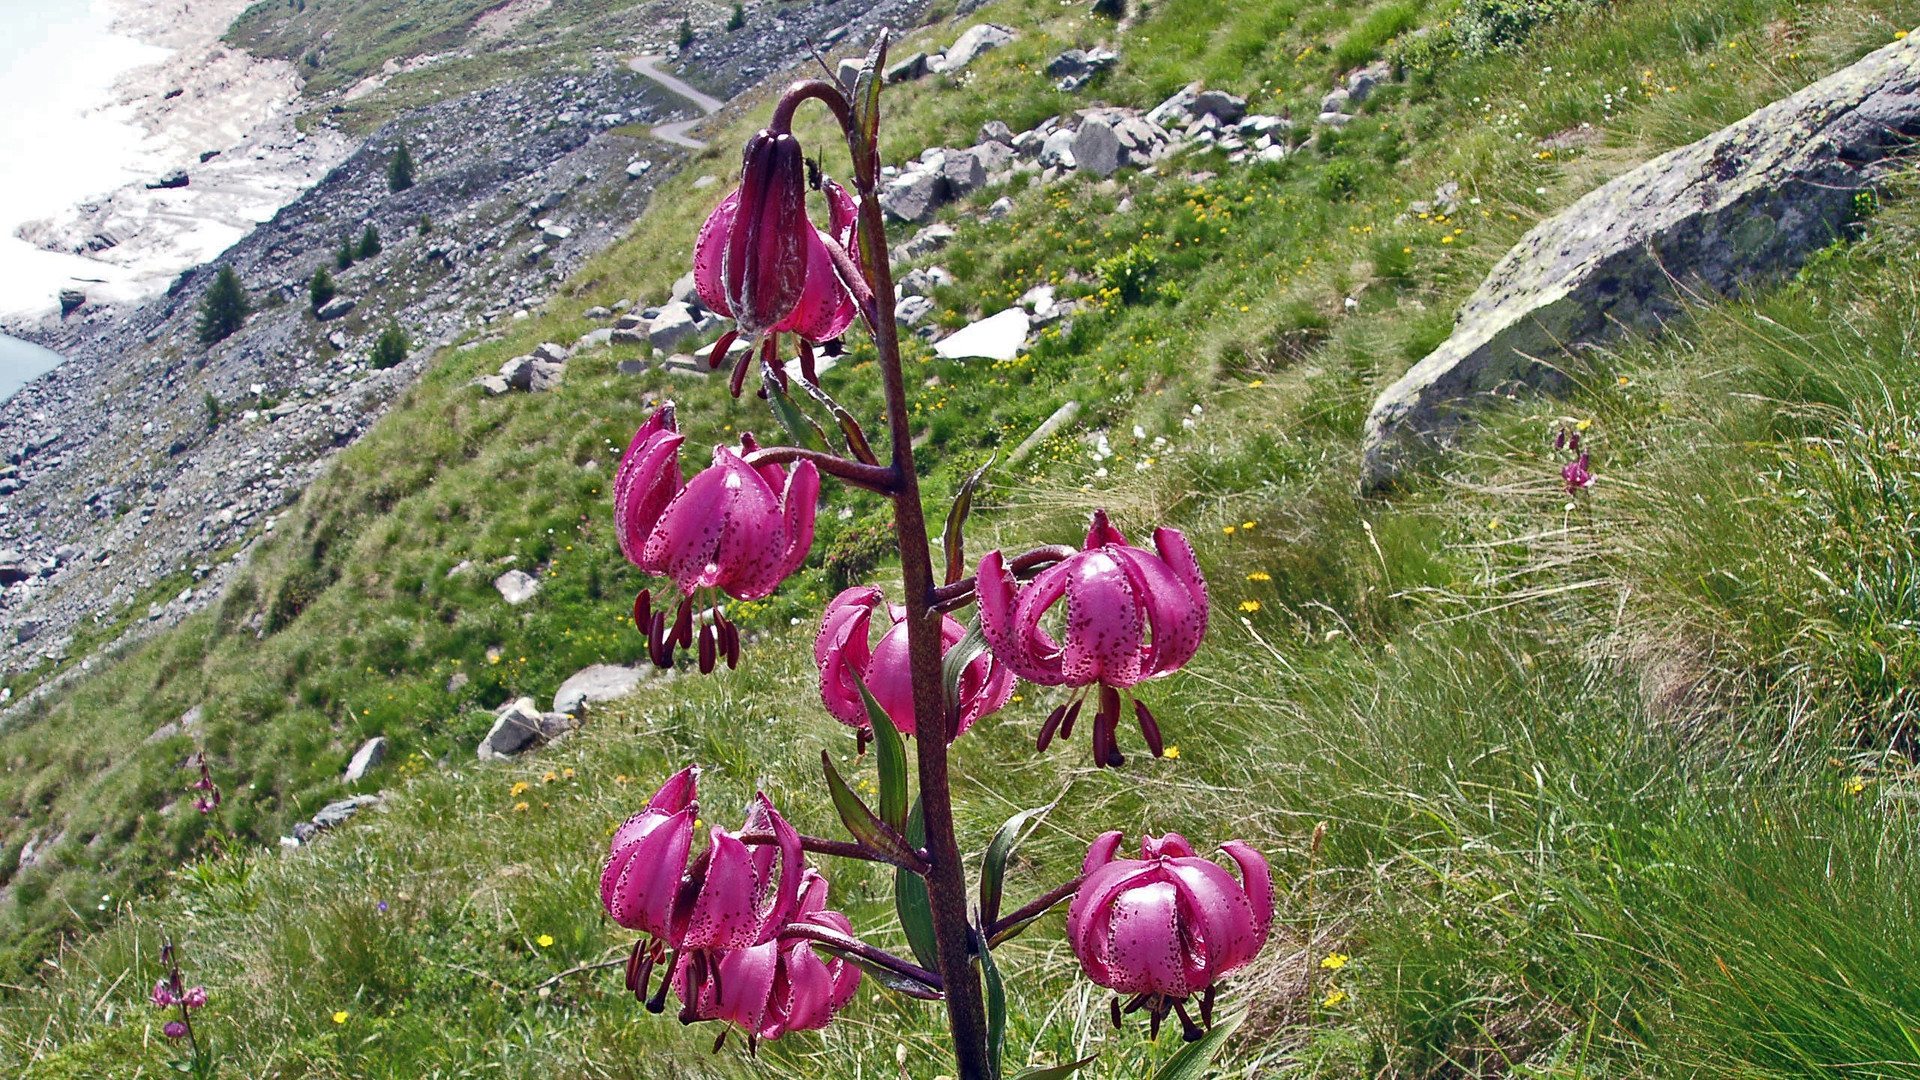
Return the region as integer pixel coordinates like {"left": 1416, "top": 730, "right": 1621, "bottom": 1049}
{"left": 1084, "top": 508, "right": 1129, "bottom": 550}
{"left": 1165, "top": 856, "right": 1257, "bottom": 984}
{"left": 1220, "top": 839, "right": 1274, "bottom": 951}
{"left": 710, "top": 940, "right": 781, "bottom": 1034}
{"left": 1007, "top": 561, "right": 1074, "bottom": 685}
{"left": 1141, "top": 832, "right": 1196, "bottom": 860}
{"left": 864, "top": 620, "right": 918, "bottom": 734}
{"left": 724, "top": 458, "right": 818, "bottom": 602}
{"left": 1082, "top": 830, "right": 1126, "bottom": 874}
{"left": 749, "top": 794, "right": 806, "bottom": 938}
{"left": 815, "top": 589, "right": 881, "bottom": 727}
{"left": 645, "top": 764, "right": 700, "bottom": 816}
{"left": 774, "top": 226, "right": 856, "bottom": 343}
{"left": 603, "top": 806, "right": 696, "bottom": 936}
{"left": 707, "top": 450, "right": 785, "bottom": 597}
{"left": 975, "top": 551, "right": 1028, "bottom": 674}
{"left": 641, "top": 452, "right": 736, "bottom": 594}
{"left": 692, "top": 190, "right": 739, "bottom": 318}
{"left": 613, "top": 412, "right": 684, "bottom": 569}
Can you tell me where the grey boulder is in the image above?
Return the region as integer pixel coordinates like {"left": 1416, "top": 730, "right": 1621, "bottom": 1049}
{"left": 344, "top": 736, "right": 386, "bottom": 783}
{"left": 1072, "top": 118, "right": 1122, "bottom": 177}
{"left": 494, "top": 569, "right": 541, "bottom": 605}
{"left": 552, "top": 664, "right": 649, "bottom": 715}
{"left": 1360, "top": 34, "right": 1920, "bottom": 490}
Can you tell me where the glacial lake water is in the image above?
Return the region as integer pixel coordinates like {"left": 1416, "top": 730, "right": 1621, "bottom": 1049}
{"left": 0, "top": 334, "right": 65, "bottom": 403}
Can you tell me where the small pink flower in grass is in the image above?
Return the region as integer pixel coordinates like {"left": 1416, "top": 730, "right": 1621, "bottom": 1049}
{"left": 1068, "top": 831, "right": 1272, "bottom": 1041}
{"left": 600, "top": 767, "right": 808, "bottom": 1011}
{"left": 151, "top": 979, "right": 179, "bottom": 1008}
{"left": 815, "top": 586, "right": 1014, "bottom": 741}
{"left": 181, "top": 986, "right": 207, "bottom": 1009}
{"left": 614, "top": 403, "right": 820, "bottom": 673}
{"left": 1562, "top": 451, "right": 1594, "bottom": 493}
{"left": 188, "top": 754, "right": 221, "bottom": 814}
{"left": 977, "top": 510, "right": 1208, "bottom": 767}
{"left": 670, "top": 869, "right": 861, "bottom": 1048}
{"left": 163, "top": 1020, "right": 189, "bottom": 1040}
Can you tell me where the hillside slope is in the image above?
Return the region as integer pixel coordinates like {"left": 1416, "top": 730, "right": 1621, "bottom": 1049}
{"left": 6, "top": 0, "right": 1920, "bottom": 1077}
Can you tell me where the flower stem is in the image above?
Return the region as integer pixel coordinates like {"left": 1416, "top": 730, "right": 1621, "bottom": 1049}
{"left": 850, "top": 113, "right": 992, "bottom": 1080}
{"left": 986, "top": 873, "right": 1086, "bottom": 946}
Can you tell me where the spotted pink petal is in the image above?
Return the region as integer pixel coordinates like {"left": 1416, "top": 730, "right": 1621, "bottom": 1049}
{"left": 816, "top": 588, "right": 882, "bottom": 727}
{"left": 722, "top": 458, "right": 819, "bottom": 601}
{"left": 774, "top": 226, "right": 856, "bottom": 343}
{"left": 693, "top": 190, "right": 739, "bottom": 318}
{"left": 613, "top": 406, "right": 685, "bottom": 567}
{"left": 1220, "top": 839, "right": 1274, "bottom": 951}
{"left": 601, "top": 805, "right": 696, "bottom": 937}
{"left": 675, "top": 828, "right": 763, "bottom": 950}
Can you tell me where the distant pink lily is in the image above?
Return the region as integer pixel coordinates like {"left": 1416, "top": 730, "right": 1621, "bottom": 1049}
{"left": 614, "top": 403, "right": 821, "bottom": 671}
{"left": 602, "top": 767, "right": 806, "bottom": 1009}
{"left": 977, "top": 510, "right": 1208, "bottom": 767}
{"left": 1561, "top": 451, "right": 1594, "bottom": 493}
{"left": 671, "top": 868, "right": 862, "bottom": 1047}
{"left": 1067, "top": 831, "right": 1272, "bottom": 1040}
{"left": 815, "top": 586, "right": 1014, "bottom": 741}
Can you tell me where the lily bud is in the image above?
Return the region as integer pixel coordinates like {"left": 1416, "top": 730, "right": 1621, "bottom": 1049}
{"left": 694, "top": 130, "right": 809, "bottom": 342}
{"left": 814, "top": 587, "right": 1013, "bottom": 740}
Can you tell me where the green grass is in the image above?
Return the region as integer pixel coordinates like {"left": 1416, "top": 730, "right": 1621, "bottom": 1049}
{"left": 6, "top": 0, "right": 1920, "bottom": 1075}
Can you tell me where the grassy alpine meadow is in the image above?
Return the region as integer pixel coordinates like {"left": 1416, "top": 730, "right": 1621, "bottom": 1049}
{"left": 6, "top": 0, "right": 1920, "bottom": 1075}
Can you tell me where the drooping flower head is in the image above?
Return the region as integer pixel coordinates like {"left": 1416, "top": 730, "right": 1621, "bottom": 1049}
{"left": 188, "top": 753, "right": 221, "bottom": 814}
{"left": 670, "top": 868, "right": 862, "bottom": 1047}
{"left": 163, "top": 1020, "right": 189, "bottom": 1040}
{"left": 601, "top": 767, "right": 808, "bottom": 1009}
{"left": 977, "top": 510, "right": 1208, "bottom": 767}
{"left": 1067, "top": 831, "right": 1272, "bottom": 1040}
{"left": 613, "top": 403, "right": 821, "bottom": 672}
{"left": 695, "top": 129, "right": 810, "bottom": 343}
{"left": 694, "top": 140, "right": 861, "bottom": 394}
{"left": 1562, "top": 451, "right": 1594, "bottom": 493}
{"left": 814, "top": 586, "right": 1014, "bottom": 741}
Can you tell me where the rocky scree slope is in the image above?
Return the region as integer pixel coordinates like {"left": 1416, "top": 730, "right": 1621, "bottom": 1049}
{"left": 0, "top": 1, "right": 936, "bottom": 713}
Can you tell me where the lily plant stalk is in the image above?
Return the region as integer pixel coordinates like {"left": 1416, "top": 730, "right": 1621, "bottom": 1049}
{"left": 602, "top": 35, "right": 1271, "bottom": 1080}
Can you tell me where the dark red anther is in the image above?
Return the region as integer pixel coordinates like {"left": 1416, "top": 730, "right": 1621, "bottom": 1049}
{"left": 722, "top": 619, "right": 741, "bottom": 669}
{"left": 1061, "top": 697, "right": 1081, "bottom": 740}
{"left": 704, "top": 329, "right": 738, "bottom": 371}
{"left": 633, "top": 589, "right": 652, "bottom": 634}
{"left": 673, "top": 596, "right": 694, "bottom": 649}
{"left": 1037, "top": 702, "right": 1068, "bottom": 752}
{"left": 1134, "top": 698, "right": 1164, "bottom": 758}
{"left": 698, "top": 622, "right": 716, "bottom": 674}
{"left": 625, "top": 939, "right": 654, "bottom": 1000}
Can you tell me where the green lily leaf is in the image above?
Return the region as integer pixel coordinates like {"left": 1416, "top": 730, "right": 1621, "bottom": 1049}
{"left": 853, "top": 672, "right": 909, "bottom": 831}
{"left": 766, "top": 375, "right": 832, "bottom": 453}
{"left": 979, "top": 803, "right": 1054, "bottom": 931}
{"left": 1010, "top": 1055, "right": 1100, "bottom": 1080}
{"left": 1150, "top": 1010, "right": 1245, "bottom": 1080}
{"left": 942, "top": 455, "right": 994, "bottom": 585}
{"left": 941, "top": 621, "right": 990, "bottom": 722}
{"left": 820, "top": 751, "right": 922, "bottom": 870}
{"left": 814, "top": 945, "right": 942, "bottom": 1000}
{"left": 980, "top": 934, "right": 1007, "bottom": 1080}
{"left": 895, "top": 801, "right": 938, "bottom": 971}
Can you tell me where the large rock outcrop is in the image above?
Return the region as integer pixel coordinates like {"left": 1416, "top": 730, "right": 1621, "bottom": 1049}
{"left": 1360, "top": 35, "right": 1920, "bottom": 490}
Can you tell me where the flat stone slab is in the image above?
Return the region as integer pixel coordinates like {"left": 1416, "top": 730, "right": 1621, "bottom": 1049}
{"left": 935, "top": 308, "right": 1030, "bottom": 362}
{"left": 1360, "top": 35, "right": 1920, "bottom": 489}
{"left": 552, "top": 663, "right": 649, "bottom": 715}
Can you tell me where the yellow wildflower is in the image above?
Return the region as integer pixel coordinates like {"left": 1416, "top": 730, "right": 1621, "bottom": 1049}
{"left": 1164, "top": 746, "right": 1180, "bottom": 759}
{"left": 513, "top": 801, "right": 530, "bottom": 812}
{"left": 510, "top": 781, "right": 531, "bottom": 797}
{"left": 1322, "top": 989, "right": 1347, "bottom": 1008}
{"left": 1247, "top": 571, "right": 1272, "bottom": 582}
{"left": 1239, "top": 600, "right": 1262, "bottom": 613}
{"left": 536, "top": 934, "right": 554, "bottom": 948}
{"left": 333, "top": 1011, "right": 350, "bottom": 1024}
{"left": 1321, "top": 953, "right": 1350, "bottom": 970}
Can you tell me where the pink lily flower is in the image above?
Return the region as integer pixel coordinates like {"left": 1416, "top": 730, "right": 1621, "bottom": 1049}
{"left": 670, "top": 868, "right": 862, "bottom": 1047}
{"left": 614, "top": 403, "right": 821, "bottom": 671}
{"left": 163, "top": 1020, "right": 189, "bottom": 1040}
{"left": 181, "top": 986, "right": 207, "bottom": 1009}
{"left": 977, "top": 510, "right": 1208, "bottom": 767}
{"left": 1067, "top": 831, "right": 1273, "bottom": 1040}
{"left": 151, "top": 979, "right": 179, "bottom": 1008}
{"left": 601, "top": 767, "right": 808, "bottom": 1009}
{"left": 695, "top": 161, "right": 860, "bottom": 393}
{"left": 814, "top": 586, "right": 1014, "bottom": 741}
